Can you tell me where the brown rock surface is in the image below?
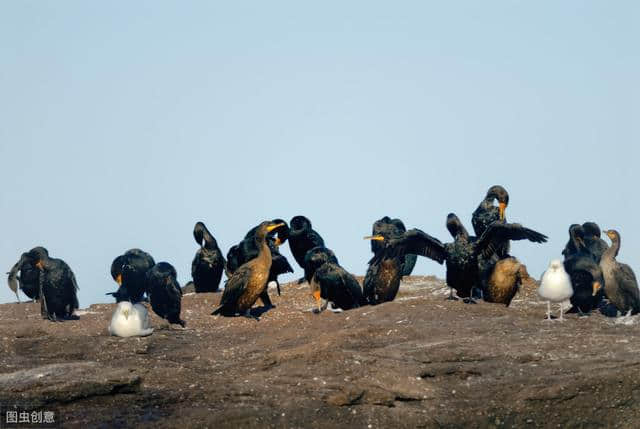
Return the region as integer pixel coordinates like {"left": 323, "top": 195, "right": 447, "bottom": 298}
{"left": 1, "top": 276, "right": 639, "bottom": 428}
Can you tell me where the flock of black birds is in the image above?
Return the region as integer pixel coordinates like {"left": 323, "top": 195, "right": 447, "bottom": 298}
{"left": 6, "top": 185, "right": 639, "bottom": 326}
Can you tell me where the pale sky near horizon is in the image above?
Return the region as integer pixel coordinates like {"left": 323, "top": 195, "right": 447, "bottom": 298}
{"left": 1, "top": 1, "right": 638, "bottom": 307}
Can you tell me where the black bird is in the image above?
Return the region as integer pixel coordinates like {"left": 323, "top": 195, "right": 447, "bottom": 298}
{"left": 582, "top": 222, "right": 609, "bottom": 263}
{"left": 371, "top": 216, "right": 418, "bottom": 277}
{"left": 192, "top": 222, "right": 226, "bottom": 293}
{"left": 599, "top": 229, "right": 640, "bottom": 315}
{"left": 144, "top": 262, "right": 185, "bottom": 327}
{"left": 226, "top": 219, "right": 293, "bottom": 306}
{"left": 563, "top": 224, "right": 605, "bottom": 315}
{"left": 472, "top": 185, "right": 510, "bottom": 251}
{"left": 304, "top": 246, "right": 365, "bottom": 312}
{"left": 441, "top": 214, "right": 547, "bottom": 304}
{"left": 288, "top": 215, "right": 326, "bottom": 283}
{"left": 364, "top": 228, "right": 446, "bottom": 304}
{"left": 213, "top": 221, "right": 284, "bottom": 319}
{"left": 28, "top": 247, "right": 79, "bottom": 321}
{"left": 7, "top": 251, "right": 41, "bottom": 302}
{"left": 107, "top": 249, "right": 155, "bottom": 302}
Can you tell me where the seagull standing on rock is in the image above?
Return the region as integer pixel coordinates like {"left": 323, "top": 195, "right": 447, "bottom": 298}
{"left": 538, "top": 260, "right": 573, "bottom": 321}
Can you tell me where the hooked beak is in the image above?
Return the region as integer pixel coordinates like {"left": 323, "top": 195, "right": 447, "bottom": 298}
{"left": 266, "top": 223, "right": 285, "bottom": 233}
{"left": 35, "top": 260, "right": 44, "bottom": 270}
{"left": 274, "top": 237, "right": 282, "bottom": 247}
{"left": 499, "top": 202, "right": 507, "bottom": 220}
{"left": 312, "top": 290, "right": 322, "bottom": 312}
{"left": 592, "top": 281, "right": 602, "bottom": 296}
{"left": 116, "top": 273, "right": 122, "bottom": 286}
{"left": 363, "top": 235, "right": 385, "bottom": 241}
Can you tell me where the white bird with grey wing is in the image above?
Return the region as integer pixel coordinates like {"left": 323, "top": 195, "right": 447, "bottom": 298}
{"left": 538, "top": 260, "right": 574, "bottom": 321}
{"left": 109, "top": 301, "right": 154, "bottom": 337}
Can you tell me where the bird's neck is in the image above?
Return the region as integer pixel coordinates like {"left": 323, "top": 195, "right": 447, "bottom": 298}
{"left": 602, "top": 237, "right": 620, "bottom": 260}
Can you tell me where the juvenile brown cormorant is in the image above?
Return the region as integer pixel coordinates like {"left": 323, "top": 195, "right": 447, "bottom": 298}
{"left": 563, "top": 224, "right": 605, "bottom": 315}
{"left": 107, "top": 249, "right": 155, "bottom": 302}
{"left": 441, "top": 214, "right": 547, "bottom": 304}
{"left": 213, "top": 221, "right": 284, "bottom": 319}
{"left": 144, "top": 262, "right": 185, "bottom": 327}
{"left": 371, "top": 216, "right": 418, "bottom": 277}
{"left": 28, "top": 247, "right": 79, "bottom": 321}
{"left": 7, "top": 251, "right": 41, "bottom": 302}
{"left": 363, "top": 228, "right": 446, "bottom": 304}
{"left": 225, "top": 219, "right": 292, "bottom": 306}
{"left": 192, "top": 222, "right": 226, "bottom": 293}
{"left": 599, "top": 229, "right": 640, "bottom": 315}
{"left": 288, "top": 215, "right": 326, "bottom": 283}
{"left": 304, "top": 246, "right": 365, "bottom": 312}
{"left": 484, "top": 257, "right": 531, "bottom": 306}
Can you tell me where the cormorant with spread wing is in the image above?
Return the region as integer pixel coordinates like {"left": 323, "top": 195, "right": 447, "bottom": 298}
{"left": 371, "top": 216, "right": 418, "bottom": 277}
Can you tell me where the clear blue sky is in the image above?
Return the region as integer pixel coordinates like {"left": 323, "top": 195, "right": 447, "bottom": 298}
{"left": 1, "top": 1, "right": 638, "bottom": 307}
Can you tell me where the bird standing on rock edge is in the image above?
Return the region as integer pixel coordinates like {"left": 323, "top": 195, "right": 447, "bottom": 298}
{"left": 538, "top": 260, "right": 573, "bottom": 321}
{"left": 600, "top": 229, "right": 640, "bottom": 316}
{"left": 192, "top": 221, "right": 226, "bottom": 293}
{"left": 213, "top": 221, "right": 285, "bottom": 319}
{"left": 288, "top": 215, "right": 326, "bottom": 284}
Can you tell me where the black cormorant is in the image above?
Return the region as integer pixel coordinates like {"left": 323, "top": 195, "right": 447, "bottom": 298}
{"left": 563, "top": 224, "right": 604, "bottom": 315}
{"left": 288, "top": 215, "right": 326, "bottom": 283}
{"left": 212, "top": 221, "right": 284, "bottom": 319}
{"left": 7, "top": 251, "right": 41, "bottom": 302}
{"left": 192, "top": 221, "right": 226, "bottom": 293}
{"left": 28, "top": 247, "right": 79, "bottom": 321}
{"left": 471, "top": 185, "right": 509, "bottom": 239}
{"left": 107, "top": 249, "right": 155, "bottom": 302}
{"left": 303, "top": 246, "right": 365, "bottom": 312}
{"left": 582, "top": 222, "right": 609, "bottom": 263}
{"left": 144, "top": 262, "right": 185, "bottom": 327}
{"left": 599, "top": 229, "right": 640, "bottom": 315}
{"left": 371, "top": 216, "right": 418, "bottom": 277}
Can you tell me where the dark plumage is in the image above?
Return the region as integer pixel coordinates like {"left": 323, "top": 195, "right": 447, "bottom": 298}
{"left": 600, "top": 230, "right": 640, "bottom": 315}
{"left": 582, "top": 222, "right": 609, "bottom": 263}
{"left": 191, "top": 222, "right": 226, "bottom": 293}
{"left": 213, "top": 221, "right": 284, "bottom": 319}
{"left": 144, "top": 262, "right": 185, "bottom": 327}
{"left": 7, "top": 251, "right": 41, "bottom": 302}
{"left": 289, "top": 215, "right": 326, "bottom": 283}
{"left": 226, "top": 219, "right": 293, "bottom": 305}
{"left": 563, "top": 225, "right": 605, "bottom": 315}
{"left": 442, "top": 214, "right": 547, "bottom": 304}
{"left": 107, "top": 249, "right": 155, "bottom": 303}
{"left": 364, "top": 228, "right": 446, "bottom": 304}
{"left": 371, "top": 216, "right": 418, "bottom": 277}
{"left": 28, "top": 247, "right": 79, "bottom": 321}
{"left": 304, "top": 247, "right": 365, "bottom": 312}
{"left": 471, "top": 185, "right": 510, "bottom": 239}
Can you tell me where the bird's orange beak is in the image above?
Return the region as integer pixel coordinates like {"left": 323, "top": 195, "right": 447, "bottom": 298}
{"left": 592, "top": 281, "right": 602, "bottom": 296}
{"left": 312, "top": 290, "right": 322, "bottom": 312}
{"left": 35, "top": 260, "right": 44, "bottom": 270}
{"left": 116, "top": 273, "right": 122, "bottom": 285}
{"left": 266, "top": 223, "right": 285, "bottom": 232}
{"left": 364, "top": 235, "right": 385, "bottom": 241}
{"left": 274, "top": 237, "right": 282, "bottom": 247}
{"left": 499, "top": 202, "right": 507, "bottom": 220}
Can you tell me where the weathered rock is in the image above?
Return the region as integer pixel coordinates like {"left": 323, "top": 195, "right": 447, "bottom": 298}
{"left": 0, "top": 362, "right": 141, "bottom": 406}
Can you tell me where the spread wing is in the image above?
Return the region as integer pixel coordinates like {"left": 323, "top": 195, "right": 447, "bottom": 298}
{"left": 475, "top": 222, "right": 548, "bottom": 259}
{"left": 390, "top": 229, "right": 446, "bottom": 264}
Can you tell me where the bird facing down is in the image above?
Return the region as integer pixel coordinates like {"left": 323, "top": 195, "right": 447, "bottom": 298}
{"left": 28, "top": 247, "right": 80, "bottom": 321}
{"left": 213, "top": 221, "right": 285, "bottom": 319}
{"left": 371, "top": 216, "right": 418, "bottom": 277}
{"left": 364, "top": 228, "right": 446, "bottom": 304}
{"left": 582, "top": 222, "right": 609, "bottom": 263}
{"left": 471, "top": 185, "right": 509, "bottom": 238}
{"left": 192, "top": 221, "right": 226, "bottom": 293}
{"left": 484, "top": 257, "right": 531, "bottom": 307}
{"left": 109, "top": 301, "right": 154, "bottom": 337}
{"left": 288, "top": 215, "right": 326, "bottom": 283}
{"left": 600, "top": 229, "right": 640, "bottom": 316}
{"left": 304, "top": 246, "right": 365, "bottom": 313}
{"left": 538, "top": 260, "right": 574, "bottom": 321}
{"left": 107, "top": 249, "right": 156, "bottom": 303}
{"left": 7, "top": 251, "right": 41, "bottom": 302}
{"left": 563, "top": 224, "right": 605, "bottom": 315}
{"left": 144, "top": 262, "right": 186, "bottom": 327}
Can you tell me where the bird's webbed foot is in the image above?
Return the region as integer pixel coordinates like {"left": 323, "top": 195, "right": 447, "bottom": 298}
{"left": 243, "top": 309, "right": 260, "bottom": 321}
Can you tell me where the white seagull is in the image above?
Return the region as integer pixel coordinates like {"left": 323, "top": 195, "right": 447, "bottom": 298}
{"left": 538, "top": 259, "right": 574, "bottom": 321}
{"left": 109, "top": 301, "right": 154, "bottom": 337}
